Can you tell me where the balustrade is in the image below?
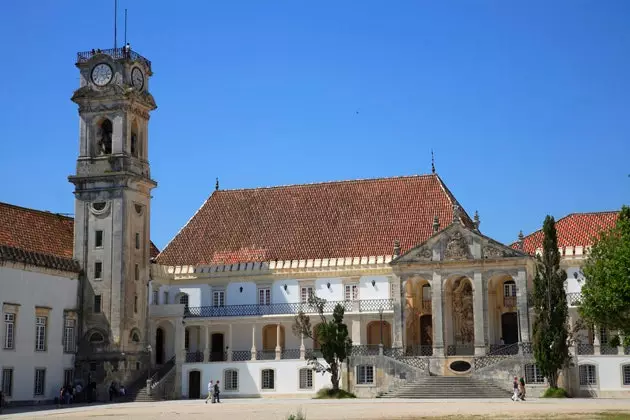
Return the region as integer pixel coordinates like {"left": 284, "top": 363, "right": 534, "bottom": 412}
{"left": 185, "top": 351, "right": 204, "bottom": 363}
{"left": 406, "top": 344, "right": 433, "bottom": 356}
{"left": 600, "top": 344, "right": 619, "bottom": 355}
{"left": 577, "top": 343, "right": 594, "bottom": 355}
{"left": 76, "top": 47, "right": 152, "bottom": 70}
{"left": 446, "top": 345, "right": 475, "bottom": 356}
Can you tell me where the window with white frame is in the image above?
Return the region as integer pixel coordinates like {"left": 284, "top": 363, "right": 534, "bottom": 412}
{"left": 35, "top": 316, "right": 47, "bottom": 351}
{"left": 94, "top": 261, "right": 103, "bottom": 280}
{"left": 503, "top": 281, "right": 516, "bottom": 297}
{"left": 2, "top": 368, "right": 13, "bottom": 397}
{"left": 64, "top": 369, "right": 73, "bottom": 386}
{"left": 261, "top": 369, "right": 275, "bottom": 390}
{"left": 152, "top": 290, "right": 159, "bottom": 305}
{"left": 224, "top": 369, "right": 238, "bottom": 391}
{"left": 258, "top": 288, "right": 271, "bottom": 305}
{"left": 623, "top": 365, "right": 630, "bottom": 386}
{"left": 213, "top": 291, "right": 225, "bottom": 307}
{"left": 301, "top": 286, "right": 314, "bottom": 303}
{"left": 524, "top": 364, "right": 545, "bottom": 384}
{"left": 356, "top": 365, "right": 374, "bottom": 385}
{"left": 299, "top": 368, "right": 313, "bottom": 389}
{"left": 345, "top": 284, "right": 359, "bottom": 301}
{"left": 4, "top": 313, "right": 15, "bottom": 349}
{"left": 179, "top": 294, "right": 189, "bottom": 310}
{"left": 63, "top": 319, "right": 75, "bottom": 353}
{"left": 579, "top": 364, "right": 597, "bottom": 386}
{"left": 34, "top": 368, "right": 46, "bottom": 396}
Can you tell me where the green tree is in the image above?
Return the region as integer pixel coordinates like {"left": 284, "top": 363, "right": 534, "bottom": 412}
{"left": 292, "top": 295, "right": 352, "bottom": 392}
{"left": 579, "top": 206, "right": 630, "bottom": 343}
{"left": 532, "top": 215, "right": 571, "bottom": 389}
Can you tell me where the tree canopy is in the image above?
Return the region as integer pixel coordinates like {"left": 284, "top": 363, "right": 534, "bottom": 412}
{"left": 532, "top": 215, "right": 571, "bottom": 389}
{"left": 579, "top": 206, "right": 630, "bottom": 342}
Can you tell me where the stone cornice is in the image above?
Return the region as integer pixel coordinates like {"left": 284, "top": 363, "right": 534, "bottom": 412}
{"left": 0, "top": 245, "right": 81, "bottom": 275}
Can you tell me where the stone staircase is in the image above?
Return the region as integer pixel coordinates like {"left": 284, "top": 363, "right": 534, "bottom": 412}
{"left": 122, "top": 357, "right": 176, "bottom": 402}
{"left": 378, "top": 376, "right": 511, "bottom": 399}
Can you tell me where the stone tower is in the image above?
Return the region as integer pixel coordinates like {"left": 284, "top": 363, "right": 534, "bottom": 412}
{"left": 69, "top": 47, "right": 157, "bottom": 389}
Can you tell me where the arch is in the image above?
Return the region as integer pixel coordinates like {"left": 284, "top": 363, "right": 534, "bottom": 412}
{"left": 501, "top": 312, "right": 518, "bottom": 345}
{"left": 487, "top": 273, "right": 517, "bottom": 345}
{"left": 404, "top": 276, "right": 431, "bottom": 349}
{"left": 188, "top": 370, "right": 201, "bottom": 398}
{"left": 88, "top": 331, "right": 105, "bottom": 343}
{"left": 210, "top": 333, "right": 225, "bottom": 361}
{"left": 262, "top": 324, "right": 285, "bottom": 351}
{"left": 97, "top": 118, "right": 113, "bottom": 155}
{"left": 155, "top": 320, "right": 175, "bottom": 363}
{"left": 129, "top": 328, "right": 141, "bottom": 344}
{"left": 446, "top": 276, "right": 474, "bottom": 355}
{"left": 366, "top": 321, "right": 392, "bottom": 347}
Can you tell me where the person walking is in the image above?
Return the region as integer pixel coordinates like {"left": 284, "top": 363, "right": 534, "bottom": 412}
{"left": 205, "top": 380, "right": 214, "bottom": 404}
{"left": 511, "top": 376, "right": 520, "bottom": 401}
{"left": 518, "top": 377, "right": 526, "bottom": 401}
{"left": 214, "top": 380, "right": 221, "bottom": 403}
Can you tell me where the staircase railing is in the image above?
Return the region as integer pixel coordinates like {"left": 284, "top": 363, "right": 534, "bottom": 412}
{"left": 149, "top": 356, "right": 176, "bottom": 386}
{"left": 473, "top": 342, "right": 531, "bottom": 371}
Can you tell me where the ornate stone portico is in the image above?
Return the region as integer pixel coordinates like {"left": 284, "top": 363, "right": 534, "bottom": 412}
{"left": 391, "top": 214, "right": 534, "bottom": 363}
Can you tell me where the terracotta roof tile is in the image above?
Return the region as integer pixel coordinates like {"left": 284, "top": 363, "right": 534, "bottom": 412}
{"left": 515, "top": 211, "right": 619, "bottom": 254}
{"left": 156, "top": 174, "right": 474, "bottom": 266}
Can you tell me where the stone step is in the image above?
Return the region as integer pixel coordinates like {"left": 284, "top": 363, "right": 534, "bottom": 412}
{"left": 379, "top": 376, "right": 510, "bottom": 399}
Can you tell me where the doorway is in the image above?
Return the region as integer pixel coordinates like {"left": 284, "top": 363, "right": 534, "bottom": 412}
{"left": 419, "top": 315, "right": 433, "bottom": 346}
{"left": 155, "top": 328, "right": 164, "bottom": 365}
{"left": 188, "top": 371, "right": 201, "bottom": 399}
{"left": 210, "top": 333, "right": 225, "bottom": 361}
{"left": 501, "top": 312, "right": 518, "bottom": 344}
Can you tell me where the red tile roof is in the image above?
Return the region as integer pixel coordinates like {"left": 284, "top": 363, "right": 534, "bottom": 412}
{"left": 156, "top": 174, "right": 474, "bottom": 266}
{"left": 516, "top": 211, "right": 619, "bottom": 255}
{"left": 0, "top": 201, "right": 160, "bottom": 267}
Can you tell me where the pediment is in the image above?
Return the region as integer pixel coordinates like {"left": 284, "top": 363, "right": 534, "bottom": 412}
{"left": 391, "top": 222, "right": 526, "bottom": 265}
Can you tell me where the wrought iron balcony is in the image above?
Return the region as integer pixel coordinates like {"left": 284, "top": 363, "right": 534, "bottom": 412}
{"left": 185, "top": 351, "right": 204, "bottom": 363}
{"left": 76, "top": 47, "right": 152, "bottom": 71}
{"left": 185, "top": 298, "right": 393, "bottom": 318}
{"left": 305, "top": 349, "right": 323, "bottom": 359}
{"left": 405, "top": 344, "right": 433, "bottom": 356}
{"left": 488, "top": 343, "right": 519, "bottom": 355}
{"left": 577, "top": 343, "right": 594, "bottom": 355}
{"left": 350, "top": 344, "right": 382, "bottom": 356}
{"left": 232, "top": 350, "right": 252, "bottom": 361}
{"left": 600, "top": 344, "right": 619, "bottom": 355}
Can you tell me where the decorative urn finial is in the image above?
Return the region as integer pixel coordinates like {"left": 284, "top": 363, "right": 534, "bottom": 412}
{"left": 452, "top": 204, "right": 460, "bottom": 224}
{"left": 473, "top": 210, "right": 480, "bottom": 230}
{"left": 433, "top": 215, "right": 440, "bottom": 233}
{"left": 215, "top": 177, "right": 219, "bottom": 191}
{"left": 393, "top": 240, "right": 401, "bottom": 257}
{"left": 517, "top": 230, "right": 524, "bottom": 250}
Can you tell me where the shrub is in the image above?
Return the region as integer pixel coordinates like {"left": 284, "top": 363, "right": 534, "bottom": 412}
{"left": 314, "top": 387, "right": 356, "bottom": 399}
{"left": 287, "top": 410, "right": 306, "bottom": 420}
{"left": 542, "top": 387, "right": 568, "bottom": 398}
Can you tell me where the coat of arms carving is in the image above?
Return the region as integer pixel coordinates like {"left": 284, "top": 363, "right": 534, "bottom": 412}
{"left": 444, "top": 231, "right": 470, "bottom": 260}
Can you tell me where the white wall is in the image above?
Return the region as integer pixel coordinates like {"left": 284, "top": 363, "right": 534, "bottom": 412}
{"left": 0, "top": 266, "right": 78, "bottom": 403}
{"left": 181, "top": 359, "right": 332, "bottom": 397}
{"left": 579, "top": 356, "right": 630, "bottom": 392}
{"left": 565, "top": 266, "right": 584, "bottom": 294}
{"left": 359, "top": 276, "right": 390, "bottom": 300}
{"left": 315, "top": 277, "right": 343, "bottom": 300}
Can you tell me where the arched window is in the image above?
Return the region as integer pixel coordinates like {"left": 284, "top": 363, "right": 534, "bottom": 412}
{"left": 97, "top": 119, "right": 113, "bottom": 155}
{"left": 130, "top": 330, "right": 141, "bottom": 343}
{"left": 579, "top": 364, "right": 597, "bottom": 386}
{"left": 224, "top": 369, "right": 238, "bottom": 391}
{"left": 503, "top": 280, "right": 516, "bottom": 297}
{"left": 89, "top": 332, "right": 104, "bottom": 343}
{"left": 261, "top": 369, "right": 275, "bottom": 390}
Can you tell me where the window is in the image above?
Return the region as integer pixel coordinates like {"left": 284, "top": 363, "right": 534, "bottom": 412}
{"left": 89, "top": 332, "right": 104, "bottom": 343}
{"left": 258, "top": 288, "right": 271, "bottom": 305}
{"left": 136, "top": 362, "right": 141, "bottom": 371}
{"left": 135, "top": 233, "right": 140, "bottom": 249}
{"left": 184, "top": 329, "right": 190, "bottom": 350}
{"left": 98, "top": 119, "right": 113, "bottom": 155}
{"left": 63, "top": 319, "right": 75, "bottom": 353}
{"left": 134, "top": 295, "right": 138, "bottom": 313}
{"left": 94, "top": 261, "right": 102, "bottom": 280}
{"left": 356, "top": 365, "right": 374, "bottom": 385}
{"left": 345, "top": 284, "right": 358, "bottom": 301}
{"left": 600, "top": 326, "right": 609, "bottom": 345}
{"left": 131, "top": 133, "right": 138, "bottom": 157}
{"left": 35, "top": 316, "right": 47, "bottom": 351}
{"left": 623, "top": 365, "right": 630, "bottom": 386}
{"left": 164, "top": 291, "right": 169, "bottom": 304}
{"left": 524, "top": 364, "right": 545, "bottom": 384}
{"left": 34, "top": 369, "right": 46, "bottom": 396}
{"left": 179, "top": 294, "right": 189, "bottom": 310}
{"left": 224, "top": 369, "right": 238, "bottom": 391}
{"left": 64, "top": 369, "right": 73, "bottom": 386}
{"left": 299, "top": 368, "right": 313, "bottom": 389}
{"left": 152, "top": 290, "right": 159, "bottom": 305}
{"left": 261, "top": 369, "right": 275, "bottom": 390}
{"left": 579, "top": 364, "right": 597, "bottom": 386}
{"left": 504, "top": 281, "right": 516, "bottom": 297}
{"left": 94, "top": 295, "right": 102, "bottom": 313}
{"left": 301, "top": 286, "right": 313, "bottom": 303}
{"left": 213, "top": 291, "right": 225, "bottom": 307}
{"left": 4, "top": 313, "right": 15, "bottom": 349}
{"left": 2, "top": 368, "right": 13, "bottom": 397}
{"left": 134, "top": 264, "right": 139, "bottom": 281}
{"left": 95, "top": 230, "right": 103, "bottom": 248}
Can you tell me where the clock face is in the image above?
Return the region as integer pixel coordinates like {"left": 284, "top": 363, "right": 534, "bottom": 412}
{"left": 91, "top": 63, "right": 113, "bottom": 86}
{"left": 131, "top": 67, "right": 144, "bottom": 90}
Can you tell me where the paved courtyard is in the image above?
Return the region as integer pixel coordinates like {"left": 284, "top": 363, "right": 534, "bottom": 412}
{"left": 2, "top": 398, "right": 630, "bottom": 420}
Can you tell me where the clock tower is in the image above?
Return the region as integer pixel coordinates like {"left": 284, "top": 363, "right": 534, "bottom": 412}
{"left": 69, "top": 47, "right": 157, "bottom": 387}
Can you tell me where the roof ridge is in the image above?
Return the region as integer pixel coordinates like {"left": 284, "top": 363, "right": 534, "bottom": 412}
{"left": 0, "top": 201, "right": 74, "bottom": 221}
{"left": 214, "top": 173, "right": 434, "bottom": 193}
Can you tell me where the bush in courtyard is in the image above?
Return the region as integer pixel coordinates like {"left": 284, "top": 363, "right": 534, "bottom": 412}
{"left": 542, "top": 387, "right": 568, "bottom": 398}
{"left": 286, "top": 409, "right": 306, "bottom": 420}
{"left": 314, "top": 387, "right": 356, "bottom": 399}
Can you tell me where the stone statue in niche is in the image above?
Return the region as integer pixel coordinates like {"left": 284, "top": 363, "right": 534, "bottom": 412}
{"left": 452, "top": 278, "right": 474, "bottom": 344}
{"left": 445, "top": 231, "right": 470, "bottom": 260}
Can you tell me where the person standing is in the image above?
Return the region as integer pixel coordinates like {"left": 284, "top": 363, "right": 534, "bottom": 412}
{"left": 519, "top": 377, "right": 526, "bottom": 401}
{"left": 511, "top": 376, "right": 520, "bottom": 401}
{"left": 205, "top": 380, "right": 214, "bottom": 404}
{"left": 214, "top": 380, "right": 221, "bottom": 403}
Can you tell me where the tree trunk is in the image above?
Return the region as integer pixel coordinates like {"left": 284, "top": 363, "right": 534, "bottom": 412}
{"left": 330, "top": 362, "right": 339, "bottom": 391}
{"left": 548, "top": 371, "right": 559, "bottom": 389}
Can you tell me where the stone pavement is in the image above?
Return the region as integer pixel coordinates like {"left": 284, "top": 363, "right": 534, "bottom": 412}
{"left": 2, "top": 398, "right": 630, "bottom": 420}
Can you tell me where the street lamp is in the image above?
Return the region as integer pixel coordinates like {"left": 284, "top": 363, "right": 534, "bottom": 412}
{"left": 146, "top": 345, "right": 153, "bottom": 382}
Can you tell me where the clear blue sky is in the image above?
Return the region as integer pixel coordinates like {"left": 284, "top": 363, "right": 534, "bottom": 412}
{"left": 1, "top": 1, "right": 628, "bottom": 250}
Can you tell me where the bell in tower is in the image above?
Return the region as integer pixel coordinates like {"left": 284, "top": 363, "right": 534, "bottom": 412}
{"left": 69, "top": 46, "right": 157, "bottom": 394}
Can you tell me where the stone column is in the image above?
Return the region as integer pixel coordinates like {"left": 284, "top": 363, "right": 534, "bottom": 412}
{"left": 392, "top": 276, "right": 404, "bottom": 349}
{"left": 473, "top": 271, "right": 486, "bottom": 356}
{"left": 351, "top": 318, "right": 362, "bottom": 344}
{"left": 251, "top": 324, "right": 257, "bottom": 360}
{"left": 431, "top": 271, "right": 444, "bottom": 357}
{"left": 174, "top": 320, "right": 185, "bottom": 398}
{"left": 516, "top": 269, "right": 530, "bottom": 342}
{"left": 203, "top": 325, "right": 210, "bottom": 362}
{"left": 228, "top": 324, "right": 233, "bottom": 361}
{"left": 300, "top": 334, "right": 305, "bottom": 360}
{"left": 275, "top": 323, "right": 282, "bottom": 360}
{"left": 593, "top": 325, "right": 601, "bottom": 355}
